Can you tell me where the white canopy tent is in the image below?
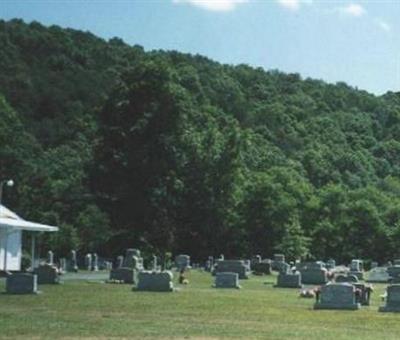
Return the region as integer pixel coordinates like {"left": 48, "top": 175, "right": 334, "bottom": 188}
{"left": 0, "top": 204, "right": 58, "bottom": 271}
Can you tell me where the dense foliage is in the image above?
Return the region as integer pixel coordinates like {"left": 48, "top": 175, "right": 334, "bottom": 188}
{"left": 1, "top": 19, "right": 399, "bottom": 262}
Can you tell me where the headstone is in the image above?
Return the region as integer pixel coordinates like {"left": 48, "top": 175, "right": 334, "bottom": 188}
{"left": 123, "top": 249, "right": 144, "bottom": 270}
{"left": 34, "top": 264, "right": 60, "bottom": 284}
{"left": 275, "top": 272, "right": 302, "bottom": 288}
{"left": 152, "top": 255, "right": 157, "bottom": 271}
{"left": 326, "top": 259, "right": 336, "bottom": 270}
{"left": 252, "top": 260, "right": 272, "bottom": 275}
{"left": 109, "top": 267, "right": 135, "bottom": 284}
{"left": 218, "top": 254, "right": 224, "bottom": 261}
{"left": 335, "top": 274, "right": 358, "bottom": 283}
{"left": 387, "top": 266, "right": 400, "bottom": 280}
{"left": 136, "top": 271, "right": 174, "bottom": 292}
{"left": 6, "top": 273, "right": 38, "bottom": 294}
{"left": 314, "top": 283, "right": 360, "bottom": 310}
{"left": 214, "top": 260, "right": 250, "bottom": 279}
{"left": 366, "top": 267, "right": 390, "bottom": 283}
{"left": 85, "top": 254, "right": 92, "bottom": 271}
{"left": 394, "top": 259, "right": 400, "bottom": 266}
{"left": 117, "top": 255, "right": 124, "bottom": 269}
{"left": 175, "top": 254, "right": 191, "bottom": 270}
{"left": 370, "top": 261, "right": 378, "bottom": 269}
{"left": 92, "top": 253, "right": 99, "bottom": 272}
{"left": 47, "top": 250, "right": 54, "bottom": 265}
{"left": 59, "top": 258, "right": 67, "bottom": 273}
{"left": 215, "top": 272, "right": 241, "bottom": 289}
{"left": 379, "top": 285, "right": 400, "bottom": 312}
{"left": 298, "top": 262, "right": 329, "bottom": 284}
{"left": 68, "top": 250, "right": 78, "bottom": 272}
{"left": 251, "top": 255, "right": 262, "bottom": 268}
{"left": 272, "top": 254, "right": 285, "bottom": 271}
{"left": 349, "top": 259, "right": 364, "bottom": 280}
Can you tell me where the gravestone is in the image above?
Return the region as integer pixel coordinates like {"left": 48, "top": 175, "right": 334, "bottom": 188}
{"left": 68, "top": 250, "right": 78, "bottom": 272}
{"left": 252, "top": 260, "right": 272, "bottom": 275}
{"left": 35, "top": 264, "right": 60, "bottom": 284}
{"left": 175, "top": 254, "right": 191, "bottom": 270}
{"left": 251, "top": 255, "right": 262, "bottom": 269}
{"left": 298, "top": 262, "right": 329, "bottom": 284}
{"left": 379, "top": 284, "right": 400, "bottom": 312}
{"left": 92, "top": 253, "right": 99, "bottom": 271}
{"left": 394, "top": 259, "right": 400, "bottom": 266}
{"left": 59, "top": 258, "right": 67, "bottom": 273}
{"left": 85, "top": 254, "right": 92, "bottom": 271}
{"left": 326, "top": 259, "right": 336, "bottom": 270}
{"left": 214, "top": 260, "right": 250, "bottom": 279}
{"left": 215, "top": 272, "right": 241, "bottom": 289}
{"left": 314, "top": 283, "right": 360, "bottom": 310}
{"left": 366, "top": 267, "right": 390, "bottom": 283}
{"left": 387, "top": 266, "right": 400, "bottom": 280}
{"left": 349, "top": 259, "right": 364, "bottom": 280}
{"left": 272, "top": 254, "right": 285, "bottom": 271}
{"left": 124, "top": 249, "right": 144, "bottom": 270}
{"left": 109, "top": 267, "right": 135, "bottom": 284}
{"left": 371, "top": 261, "right": 378, "bottom": 269}
{"left": 152, "top": 255, "right": 158, "bottom": 271}
{"left": 47, "top": 250, "right": 54, "bottom": 265}
{"left": 275, "top": 272, "right": 302, "bottom": 288}
{"left": 136, "top": 271, "right": 174, "bottom": 292}
{"left": 335, "top": 274, "right": 358, "bottom": 283}
{"left": 117, "top": 255, "right": 124, "bottom": 269}
{"left": 6, "top": 273, "right": 38, "bottom": 294}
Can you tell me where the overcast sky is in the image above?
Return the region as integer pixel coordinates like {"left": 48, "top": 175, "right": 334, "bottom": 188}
{"left": 2, "top": 0, "right": 399, "bottom": 95}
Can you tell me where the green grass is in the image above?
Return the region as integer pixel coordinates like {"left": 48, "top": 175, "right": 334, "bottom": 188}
{"left": 0, "top": 271, "right": 399, "bottom": 339}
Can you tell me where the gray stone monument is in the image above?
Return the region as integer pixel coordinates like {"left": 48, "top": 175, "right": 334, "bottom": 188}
{"left": 335, "top": 274, "right": 358, "bottom": 283}
{"left": 370, "top": 261, "right": 378, "bottom": 269}
{"left": 117, "top": 255, "right": 124, "bottom": 268}
{"left": 366, "top": 267, "right": 390, "bottom": 283}
{"left": 59, "top": 258, "right": 67, "bottom": 273}
{"left": 85, "top": 253, "right": 92, "bottom": 271}
{"left": 252, "top": 260, "right": 272, "bottom": 275}
{"left": 68, "top": 250, "right": 78, "bottom": 272}
{"left": 136, "top": 271, "right": 174, "bottom": 292}
{"left": 314, "top": 283, "right": 360, "bottom": 310}
{"left": 35, "top": 264, "right": 60, "bottom": 284}
{"left": 214, "top": 260, "right": 250, "bottom": 279}
{"left": 326, "top": 259, "right": 336, "bottom": 270}
{"left": 349, "top": 259, "right": 364, "bottom": 280}
{"left": 6, "top": 273, "right": 38, "bottom": 294}
{"left": 379, "top": 285, "right": 400, "bottom": 312}
{"left": 275, "top": 272, "right": 302, "bottom": 288}
{"left": 215, "top": 272, "right": 241, "bottom": 289}
{"left": 109, "top": 267, "right": 135, "bottom": 284}
{"left": 272, "top": 254, "right": 285, "bottom": 271}
{"left": 92, "top": 253, "right": 99, "bottom": 272}
{"left": 175, "top": 254, "right": 191, "bottom": 270}
{"left": 298, "top": 262, "right": 329, "bottom": 284}
{"left": 47, "top": 250, "right": 54, "bottom": 265}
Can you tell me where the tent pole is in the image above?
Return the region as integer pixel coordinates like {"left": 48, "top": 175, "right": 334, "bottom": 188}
{"left": 31, "top": 234, "right": 36, "bottom": 271}
{"left": 3, "top": 228, "right": 8, "bottom": 271}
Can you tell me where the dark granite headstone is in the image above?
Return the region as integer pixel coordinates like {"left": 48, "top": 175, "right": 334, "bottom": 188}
{"left": 6, "top": 273, "right": 38, "bottom": 294}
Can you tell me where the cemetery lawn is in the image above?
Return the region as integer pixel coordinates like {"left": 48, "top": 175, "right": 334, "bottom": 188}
{"left": 0, "top": 271, "right": 399, "bottom": 340}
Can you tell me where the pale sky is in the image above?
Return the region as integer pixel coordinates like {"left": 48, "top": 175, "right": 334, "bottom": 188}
{"left": 1, "top": 0, "right": 399, "bottom": 95}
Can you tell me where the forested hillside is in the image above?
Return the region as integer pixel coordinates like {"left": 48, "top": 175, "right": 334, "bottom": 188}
{"left": 1, "top": 19, "right": 399, "bottom": 262}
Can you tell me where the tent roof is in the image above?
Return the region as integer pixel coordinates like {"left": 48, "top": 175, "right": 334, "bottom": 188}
{"left": 0, "top": 205, "right": 58, "bottom": 232}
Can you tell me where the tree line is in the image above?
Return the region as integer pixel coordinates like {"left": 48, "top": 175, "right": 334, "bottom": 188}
{"left": 0, "top": 19, "right": 400, "bottom": 263}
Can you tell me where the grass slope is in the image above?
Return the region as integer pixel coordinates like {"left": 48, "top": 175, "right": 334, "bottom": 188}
{"left": 0, "top": 271, "right": 399, "bottom": 339}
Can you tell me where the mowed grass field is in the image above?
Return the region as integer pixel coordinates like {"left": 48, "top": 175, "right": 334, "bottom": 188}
{"left": 0, "top": 270, "right": 399, "bottom": 339}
